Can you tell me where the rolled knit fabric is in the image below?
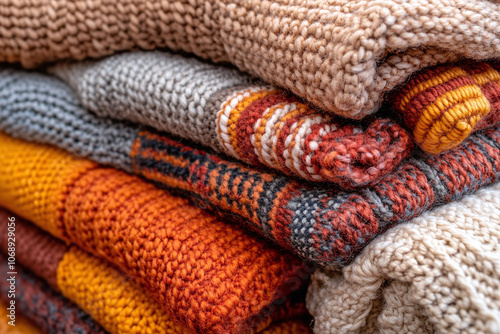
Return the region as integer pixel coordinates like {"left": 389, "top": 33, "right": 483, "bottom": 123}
{"left": 392, "top": 61, "right": 500, "bottom": 154}
{"left": 306, "top": 183, "right": 500, "bottom": 334}
{"left": 0, "top": 209, "right": 310, "bottom": 334}
{"left": 2, "top": 69, "right": 500, "bottom": 269}
{"left": 0, "top": 209, "right": 191, "bottom": 334}
{"left": 0, "top": 133, "right": 310, "bottom": 334}
{"left": 0, "top": 256, "right": 107, "bottom": 334}
{"left": 1, "top": 0, "right": 500, "bottom": 118}
{"left": 0, "top": 301, "right": 42, "bottom": 334}
{"left": 48, "top": 52, "right": 412, "bottom": 186}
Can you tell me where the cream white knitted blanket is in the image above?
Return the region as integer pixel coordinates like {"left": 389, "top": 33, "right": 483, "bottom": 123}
{"left": 307, "top": 183, "right": 500, "bottom": 333}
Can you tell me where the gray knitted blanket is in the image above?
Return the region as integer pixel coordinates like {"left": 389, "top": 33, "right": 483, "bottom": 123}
{"left": 49, "top": 51, "right": 412, "bottom": 188}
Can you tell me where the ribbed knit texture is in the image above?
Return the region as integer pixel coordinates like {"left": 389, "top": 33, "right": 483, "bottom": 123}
{"left": 3, "top": 70, "right": 500, "bottom": 269}
{"left": 307, "top": 183, "right": 500, "bottom": 334}
{"left": 0, "top": 256, "right": 107, "bottom": 334}
{"left": 1, "top": 0, "right": 500, "bottom": 118}
{"left": 0, "top": 134, "right": 310, "bottom": 334}
{"left": 48, "top": 52, "right": 413, "bottom": 186}
{"left": 392, "top": 61, "right": 500, "bottom": 154}
{"left": 0, "top": 210, "right": 311, "bottom": 334}
{"left": 0, "top": 209, "right": 194, "bottom": 334}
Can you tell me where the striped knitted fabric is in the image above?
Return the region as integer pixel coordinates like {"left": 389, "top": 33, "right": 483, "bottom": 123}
{"left": 2, "top": 69, "right": 500, "bottom": 269}
{"left": 49, "top": 52, "right": 413, "bottom": 187}
{"left": 1, "top": 0, "right": 500, "bottom": 119}
{"left": 392, "top": 61, "right": 500, "bottom": 154}
{"left": 307, "top": 182, "right": 500, "bottom": 334}
{"left": 0, "top": 301, "right": 42, "bottom": 334}
{"left": 0, "top": 133, "right": 311, "bottom": 334}
{"left": 0, "top": 256, "right": 107, "bottom": 334}
{"left": 0, "top": 209, "right": 311, "bottom": 334}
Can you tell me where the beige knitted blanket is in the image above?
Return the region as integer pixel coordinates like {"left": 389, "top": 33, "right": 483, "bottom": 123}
{"left": 307, "top": 182, "right": 500, "bottom": 334}
{"left": 2, "top": 0, "right": 499, "bottom": 118}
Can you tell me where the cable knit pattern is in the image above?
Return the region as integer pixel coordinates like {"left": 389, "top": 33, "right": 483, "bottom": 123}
{"left": 2, "top": 71, "right": 500, "bottom": 268}
{"left": 1, "top": 0, "right": 500, "bottom": 118}
{"left": 0, "top": 256, "right": 107, "bottom": 334}
{"left": 307, "top": 183, "right": 500, "bottom": 334}
{"left": 0, "top": 134, "right": 310, "bottom": 334}
{"left": 48, "top": 52, "right": 412, "bottom": 186}
{"left": 392, "top": 61, "right": 500, "bottom": 154}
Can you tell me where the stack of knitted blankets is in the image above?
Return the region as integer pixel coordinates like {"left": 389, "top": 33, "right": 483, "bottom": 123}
{"left": 0, "top": 1, "right": 499, "bottom": 333}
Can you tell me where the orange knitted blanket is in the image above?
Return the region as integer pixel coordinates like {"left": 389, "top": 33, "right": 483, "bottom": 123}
{"left": 0, "top": 133, "right": 311, "bottom": 334}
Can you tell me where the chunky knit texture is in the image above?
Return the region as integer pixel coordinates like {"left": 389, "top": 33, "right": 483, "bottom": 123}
{"left": 3, "top": 71, "right": 500, "bottom": 269}
{"left": 1, "top": 0, "right": 500, "bottom": 118}
{"left": 49, "top": 52, "right": 413, "bottom": 186}
{"left": 392, "top": 61, "right": 500, "bottom": 154}
{"left": 307, "top": 183, "right": 500, "bottom": 334}
{"left": 0, "top": 209, "right": 310, "bottom": 334}
{"left": 0, "top": 209, "right": 191, "bottom": 334}
{"left": 0, "top": 256, "right": 106, "bottom": 334}
{"left": 0, "top": 134, "right": 310, "bottom": 334}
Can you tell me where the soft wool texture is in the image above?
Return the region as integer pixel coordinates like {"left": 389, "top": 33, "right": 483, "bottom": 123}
{"left": 1, "top": 0, "right": 500, "bottom": 118}
{"left": 392, "top": 61, "right": 500, "bottom": 154}
{"left": 49, "top": 52, "right": 413, "bottom": 187}
{"left": 0, "top": 209, "right": 310, "bottom": 334}
{"left": 0, "top": 209, "right": 191, "bottom": 334}
{"left": 307, "top": 183, "right": 500, "bottom": 334}
{"left": 0, "top": 256, "right": 106, "bottom": 334}
{"left": 0, "top": 134, "right": 310, "bottom": 334}
{"left": 2, "top": 70, "right": 500, "bottom": 269}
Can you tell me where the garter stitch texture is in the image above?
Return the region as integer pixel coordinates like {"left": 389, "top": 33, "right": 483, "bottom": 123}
{"left": 392, "top": 61, "right": 500, "bottom": 154}
{"left": 0, "top": 134, "right": 309, "bottom": 334}
{"left": 0, "top": 256, "right": 107, "bottom": 334}
{"left": 0, "top": 209, "right": 310, "bottom": 334}
{"left": 1, "top": 0, "right": 500, "bottom": 118}
{"left": 3, "top": 70, "right": 500, "bottom": 269}
{"left": 306, "top": 183, "right": 500, "bottom": 334}
{"left": 49, "top": 52, "right": 412, "bottom": 186}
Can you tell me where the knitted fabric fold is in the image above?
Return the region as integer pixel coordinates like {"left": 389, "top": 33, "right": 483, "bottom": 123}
{"left": 48, "top": 52, "right": 413, "bottom": 187}
{"left": 0, "top": 208, "right": 310, "bottom": 334}
{"left": 0, "top": 134, "right": 311, "bottom": 334}
{"left": 1, "top": 0, "right": 500, "bottom": 119}
{"left": 2, "top": 69, "right": 500, "bottom": 269}
{"left": 306, "top": 183, "right": 500, "bottom": 334}
{"left": 392, "top": 61, "right": 500, "bottom": 154}
{"left": 0, "top": 256, "right": 107, "bottom": 334}
{"left": 0, "top": 301, "right": 42, "bottom": 334}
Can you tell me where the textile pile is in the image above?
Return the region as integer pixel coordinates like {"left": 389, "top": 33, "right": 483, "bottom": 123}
{"left": 0, "top": 0, "right": 499, "bottom": 333}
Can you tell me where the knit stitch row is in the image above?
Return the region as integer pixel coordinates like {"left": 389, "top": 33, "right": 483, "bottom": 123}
{"left": 0, "top": 209, "right": 310, "bottom": 334}
{"left": 307, "top": 182, "right": 500, "bottom": 334}
{"left": 393, "top": 61, "right": 500, "bottom": 154}
{"left": 2, "top": 69, "right": 500, "bottom": 269}
{"left": 1, "top": 0, "right": 499, "bottom": 118}
{"left": 49, "top": 53, "right": 412, "bottom": 187}
{"left": 0, "top": 134, "right": 308, "bottom": 334}
{"left": 0, "top": 256, "right": 106, "bottom": 334}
